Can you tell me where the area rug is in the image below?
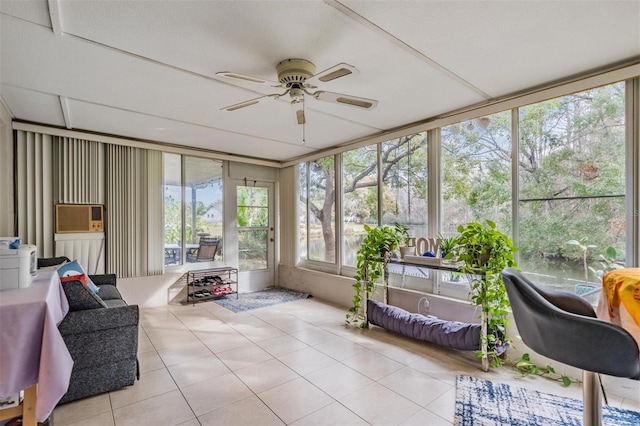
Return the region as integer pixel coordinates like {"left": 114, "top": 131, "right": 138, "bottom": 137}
{"left": 455, "top": 375, "right": 640, "bottom": 426}
{"left": 213, "top": 287, "right": 310, "bottom": 313}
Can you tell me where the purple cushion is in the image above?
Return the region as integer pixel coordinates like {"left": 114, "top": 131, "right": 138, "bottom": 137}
{"left": 366, "top": 299, "right": 481, "bottom": 351}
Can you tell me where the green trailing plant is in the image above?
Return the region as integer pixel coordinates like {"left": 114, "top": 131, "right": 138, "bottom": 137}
{"left": 448, "top": 219, "right": 519, "bottom": 368}
{"left": 346, "top": 223, "right": 406, "bottom": 328}
{"left": 513, "top": 353, "right": 578, "bottom": 387}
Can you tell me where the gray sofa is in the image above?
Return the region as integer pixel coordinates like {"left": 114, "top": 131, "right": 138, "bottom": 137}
{"left": 38, "top": 257, "right": 139, "bottom": 404}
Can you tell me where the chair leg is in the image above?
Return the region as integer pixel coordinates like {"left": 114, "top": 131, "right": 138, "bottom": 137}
{"left": 583, "top": 370, "right": 603, "bottom": 426}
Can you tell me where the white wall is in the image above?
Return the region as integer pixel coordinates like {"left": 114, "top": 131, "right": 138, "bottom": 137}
{"left": 0, "top": 104, "right": 14, "bottom": 237}
{"left": 117, "top": 272, "right": 186, "bottom": 307}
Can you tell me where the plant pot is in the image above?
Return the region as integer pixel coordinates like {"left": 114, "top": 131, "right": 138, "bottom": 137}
{"left": 442, "top": 255, "right": 458, "bottom": 265}
{"left": 470, "top": 245, "right": 491, "bottom": 267}
{"left": 400, "top": 246, "right": 416, "bottom": 259}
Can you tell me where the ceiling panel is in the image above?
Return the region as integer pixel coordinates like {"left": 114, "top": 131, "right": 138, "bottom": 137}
{"left": 67, "top": 99, "right": 316, "bottom": 161}
{"left": 0, "top": 85, "right": 65, "bottom": 127}
{"left": 1, "top": 0, "right": 639, "bottom": 164}
{"left": 345, "top": 1, "right": 640, "bottom": 96}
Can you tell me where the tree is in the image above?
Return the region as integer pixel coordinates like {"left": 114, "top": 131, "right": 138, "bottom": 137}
{"left": 517, "top": 84, "right": 625, "bottom": 264}
{"left": 301, "top": 82, "right": 626, "bottom": 272}
{"left": 302, "top": 134, "right": 427, "bottom": 262}
{"left": 164, "top": 192, "right": 215, "bottom": 245}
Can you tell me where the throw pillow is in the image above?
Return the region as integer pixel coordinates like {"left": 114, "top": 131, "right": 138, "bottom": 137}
{"left": 61, "top": 280, "right": 108, "bottom": 311}
{"left": 57, "top": 260, "right": 99, "bottom": 294}
{"left": 60, "top": 274, "right": 90, "bottom": 287}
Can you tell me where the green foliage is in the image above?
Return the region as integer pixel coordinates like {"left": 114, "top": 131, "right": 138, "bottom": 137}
{"left": 566, "top": 238, "right": 597, "bottom": 284}
{"left": 164, "top": 194, "right": 211, "bottom": 244}
{"left": 306, "top": 83, "right": 626, "bottom": 282}
{"left": 513, "top": 353, "right": 577, "bottom": 387}
{"left": 438, "top": 234, "right": 457, "bottom": 256}
{"left": 346, "top": 224, "right": 406, "bottom": 328}
{"left": 394, "top": 222, "right": 411, "bottom": 244}
{"left": 237, "top": 187, "right": 268, "bottom": 227}
{"left": 517, "top": 84, "right": 626, "bottom": 264}
{"left": 448, "top": 220, "right": 519, "bottom": 367}
{"left": 589, "top": 246, "right": 624, "bottom": 281}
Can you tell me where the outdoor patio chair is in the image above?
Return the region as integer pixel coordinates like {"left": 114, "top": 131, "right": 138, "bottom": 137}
{"left": 186, "top": 237, "right": 219, "bottom": 262}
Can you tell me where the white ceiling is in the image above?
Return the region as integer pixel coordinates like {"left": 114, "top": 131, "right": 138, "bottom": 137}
{"left": 1, "top": 1, "right": 639, "bottom": 163}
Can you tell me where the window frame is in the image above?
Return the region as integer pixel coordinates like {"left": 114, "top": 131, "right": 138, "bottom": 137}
{"left": 296, "top": 76, "right": 640, "bottom": 300}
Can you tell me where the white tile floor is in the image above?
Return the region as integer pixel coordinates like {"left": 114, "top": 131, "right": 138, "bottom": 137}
{"left": 53, "top": 296, "right": 640, "bottom": 426}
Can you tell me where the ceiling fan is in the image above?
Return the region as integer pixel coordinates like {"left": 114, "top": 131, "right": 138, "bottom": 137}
{"left": 217, "top": 58, "right": 378, "bottom": 125}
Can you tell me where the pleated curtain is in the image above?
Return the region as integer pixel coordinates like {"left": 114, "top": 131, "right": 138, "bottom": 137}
{"left": 16, "top": 130, "right": 164, "bottom": 277}
{"left": 15, "top": 130, "right": 55, "bottom": 257}
{"left": 105, "top": 145, "right": 163, "bottom": 277}
{"left": 54, "top": 137, "right": 104, "bottom": 204}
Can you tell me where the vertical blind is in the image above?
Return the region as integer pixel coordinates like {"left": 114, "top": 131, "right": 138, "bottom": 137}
{"left": 15, "top": 130, "right": 54, "bottom": 257}
{"left": 54, "top": 137, "right": 104, "bottom": 204}
{"left": 106, "top": 145, "right": 163, "bottom": 277}
{"left": 16, "top": 130, "right": 164, "bottom": 277}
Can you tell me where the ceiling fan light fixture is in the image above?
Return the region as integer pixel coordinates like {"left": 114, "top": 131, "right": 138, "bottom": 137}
{"left": 276, "top": 58, "right": 316, "bottom": 85}
{"left": 218, "top": 59, "right": 378, "bottom": 130}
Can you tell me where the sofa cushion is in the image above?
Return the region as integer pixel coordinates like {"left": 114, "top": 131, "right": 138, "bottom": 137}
{"left": 62, "top": 280, "right": 108, "bottom": 310}
{"left": 97, "top": 284, "right": 124, "bottom": 301}
{"left": 57, "top": 260, "right": 99, "bottom": 293}
{"left": 104, "top": 298, "right": 128, "bottom": 308}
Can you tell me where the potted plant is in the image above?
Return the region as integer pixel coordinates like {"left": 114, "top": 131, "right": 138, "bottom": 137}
{"left": 448, "top": 219, "right": 518, "bottom": 370}
{"left": 438, "top": 234, "right": 457, "bottom": 260}
{"left": 396, "top": 223, "right": 416, "bottom": 258}
{"left": 346, "top": 223, "right": 406, "bottom": 328}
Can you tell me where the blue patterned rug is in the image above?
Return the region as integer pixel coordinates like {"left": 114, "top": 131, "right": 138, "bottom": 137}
{"left": 213, "top": 287, "right": 310, "bottom": 313}
{"left": 455, "top": 375, "right": 640, "bottom": 426}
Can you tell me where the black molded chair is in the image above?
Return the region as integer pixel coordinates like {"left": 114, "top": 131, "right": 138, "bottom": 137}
{"left": 186, "top": 236, "right": 219, "bottom": 262}
{"left": 501, "top": 268, "right": 640, "bottom": 426}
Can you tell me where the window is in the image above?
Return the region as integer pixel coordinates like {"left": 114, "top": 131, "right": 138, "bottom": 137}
{"left": 296, "top": 79, "right": 637, "bottom": 303}
{"left": 517, "top": 83, "right": 626, "bottom": 297}
{"left": 342, "top": 145, "right": 378, "bottom": 266}
{"left": 237, "top": 186, "right": 268, "bottom": 271}
{"left": 298, "top": 162, "right": 308, "bottom": 260}
{"left": 380, "top": 133, "right": 429, "bottom": 240}
{"left": 441, "top": 112, "right": 513, "bottom": 239}
{"left": 164, "top": 154, "right": 183, "bottom": 265}
{"left": 164, "top": 154, "right": 223, "bottom": 266}
{"left": 304, "top": 157, "right": 336, "bottom": 263}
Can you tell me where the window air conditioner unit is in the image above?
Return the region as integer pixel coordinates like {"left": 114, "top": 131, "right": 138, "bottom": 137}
{"left": 56, "top": 204, "right": 104, "bottom": 233}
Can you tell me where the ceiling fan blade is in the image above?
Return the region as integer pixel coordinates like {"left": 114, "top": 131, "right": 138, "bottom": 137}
{"left": 216, "top": 71, "right": 280, "bottom": 86}
{"left": 220, "top": 95, "right": 273, "bottom": 112}
{"left": 291, "top": 99, "right": 305, "bottom": 125}
{"left": 312, "top": 90, "right": 378, "bottom": 110}
{"left": 305, "top": 63, "right": 358, "bottom": 86}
